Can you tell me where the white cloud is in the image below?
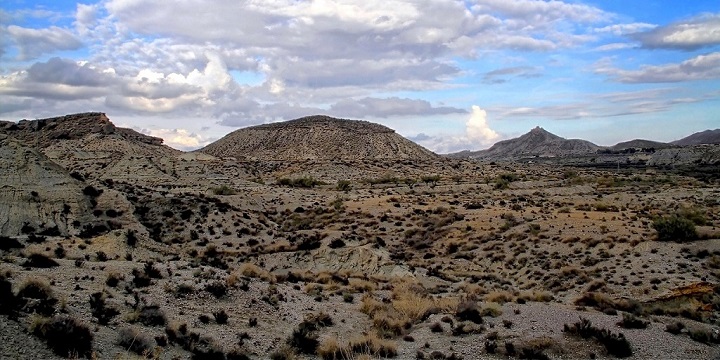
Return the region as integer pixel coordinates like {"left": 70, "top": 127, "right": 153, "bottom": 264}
{"left": 7, "top": 25, "right": 83, "bottom": 60}
{"left": 595, "top": 23, "right": 656, "bottom": 36}
{"left": 595, "top": 52, "right": 720, "bottom": 83}
{"left": 632, "top": 13, "right": 720, "bottom": 50}
{"left": 136, "top": 128, "right": 209, "bottom": 150}
{"left": 466, "top": 106, "right": 499, "bottom": 142}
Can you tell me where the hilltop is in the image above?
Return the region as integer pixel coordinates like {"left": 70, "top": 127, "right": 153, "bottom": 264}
{"left": 0, "top": 112, "right": 180, "bottom": 158}
{"left": 199, "top": 115, "right": 438, "bottom": 161}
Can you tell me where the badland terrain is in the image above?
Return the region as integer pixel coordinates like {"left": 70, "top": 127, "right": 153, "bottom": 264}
{"left": 0, "top": 112, "right": 719, "bottom": 359}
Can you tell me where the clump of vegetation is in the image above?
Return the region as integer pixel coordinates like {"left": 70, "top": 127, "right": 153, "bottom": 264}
{"left": 277, "top": 177, "right": 324, "bottom": 188}
{"left": 16, "top": 278, "right": 57, "bottom": 316}
{"left": 287, "top": 312, "right": 334, "bottom": 354}
{"left": 617, "top": 313, "right": 649, "bottom": 329}
{"left": 336, "top": 180, "right": 352, "bottom": 192}
{"left": 211, "top": 185, "right": 237, "bottom": 195}
{"left": 117, "top": 327, "right": 155, "bottom": 356}
{"left": 89, "top": 291, "right": 120, "bottom": 325}
{"left": 564, "top": 317, "right": 632, "bottom": 358}
{"left": 31, "top": 315, "right": 94, "bottom": 358}
{"left": 494, "top": 173, "right": 520, "bottom": 189}
{"left": 653, "top": 215, "right": 697, "bottom": 241}
{"left": 23, "top": 253, "right": 59, "bottom": 268}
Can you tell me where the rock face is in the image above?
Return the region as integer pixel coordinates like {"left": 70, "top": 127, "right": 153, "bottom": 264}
{"left": 198, "top": 115, "right": 438, "bottom": 160}
{"left": 648, "top": 144, "right": 720, "bottom": 166}
{"left": 453, "top": 126, "right": 602, "bottom": 160}
{"left": 0, "top": 134, "right": 94, "bottom": 237}
{"left": 672, "top": 129, "right": 720, "bottom": 146}
{"left": 0, "top": 112, "right": 180, "bottom": 157}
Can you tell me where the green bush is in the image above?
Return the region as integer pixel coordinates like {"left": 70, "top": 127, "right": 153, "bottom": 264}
{"left": 653, "top": 215, "right": 697, "bottom": 242}
{"left": 336, "top": 180, "right": 352, "bottom": 192}
{"left": 211, "top": 185, "right": 236, "bottom": 195}
{"left": 277, "top": 177, "right": 323, "bottom": 188}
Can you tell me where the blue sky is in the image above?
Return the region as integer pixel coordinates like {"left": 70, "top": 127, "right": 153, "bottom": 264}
{"left": 1, "top": 1, "right": 718, "bottom": 152}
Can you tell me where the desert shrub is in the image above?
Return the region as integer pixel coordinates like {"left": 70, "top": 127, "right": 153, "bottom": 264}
{"left": 677, "top": 206, "right": 707, "bottom": 226}
{"left": 456, "top": 300, "right": 483, "bottom": 324}
{"left": 665, "top": 321, "right": 685, "bottom": 334}
{"left": 16, "top": 278, "right": 57, "bottom": 316}
{"left": 23, "top": 253, "right": 59, "bottom": 268}
{"left": 277, "top": 177, "right": 323, "bottom": 188}
{"left": 133, "top": 305, "right": 167, "bottom": 326}
{"left": 574, "top": 292, "right": 641, "bottom": 315}
{"left": 653, "top": 215, "right": 697, "bottom": 242}
{"left": 89, "top": 291, "right": 120, "bottom": 325}
{"left": 688, "top": 328, "right": 720, "bottom": 344}
{"left": 0, "top": 273, "right": 17, "bottom": 314}
{"left": 564, "top": 317, "right": 632, "bottom": 358}
{"left": 32, "top": 315, "right": 94, "bottom": 358}
{"left": 329, "top": 238, "right": 346, "bottom": 249}
{"left": 336, "top": 180, "right": 352, "bottom": 192}
{"left": 287, "top": 313, "right": 334, "bottom": 354}
{"left": 0, "top": 236, "right": 24, "bottom": 250}
{"left": 213, "top": 310, "right": 229, "bottom": 324}
{"left": 211, "top": 185, "right": 237, "bottom": 195}
{"left": 349, "top": 333, "right": 397, "bottom": 358}
{"left": 206, "top": 281, "right": 228, "bottom": 298}
{"left": 117, "top": 327, "right": 155, "bottom": 355}
{"left": 430, "top": 322, "right": 444, "bottom": 333}
{"left": 617, "top": 313, "right": 649, "bottom": 329}
{"left": 126, "top": 230, "right": 138, "bottom": 247}
{"left": 421, "top": 175, "right": 441, "bottom": 187}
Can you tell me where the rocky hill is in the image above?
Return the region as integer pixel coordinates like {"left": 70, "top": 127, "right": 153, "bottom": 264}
{"left": 0, "top": 134, "right": 95, "bottom": 236}
{"left": 0, "top": 112, "right": 180, "bottom": 157}
{"left": 199, "top": 115, "right": 438, "bottom": 161}
{"left": 451, "top": 126, "right": 602, "bottom": 160}
{"left": 672, "top": 129, "right": 720, "bottom": 146}
{"left": 611, "top": 139, "right": 673, "bottom": 151}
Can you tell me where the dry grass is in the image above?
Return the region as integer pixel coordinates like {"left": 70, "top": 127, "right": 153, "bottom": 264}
{"left": 233, "top": 263, "right": 276, "bottom": 283}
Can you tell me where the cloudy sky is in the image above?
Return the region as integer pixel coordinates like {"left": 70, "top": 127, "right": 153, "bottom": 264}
{"left": 1, "top": 1, "right": 718, "bottom": 152}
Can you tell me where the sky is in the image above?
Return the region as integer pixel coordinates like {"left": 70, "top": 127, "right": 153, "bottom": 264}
{"left": 1, "top": 1, "right": 719, "bottom": 153}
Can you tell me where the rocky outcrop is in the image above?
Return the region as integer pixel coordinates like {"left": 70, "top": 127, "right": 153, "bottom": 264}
{"left": 451, "top": 126, "right": 602, "bottom": 160}
{"left": 647, "top": 144, "right": 720, "bottom": 166}
{"left": 0, "top": 134, "right": 95, "bottom": 237}
{"left": 198, "top": 115, "right": 438, "bottom": 161}
{"left": 0, "top": 112, "right": 180, "bottom": 157}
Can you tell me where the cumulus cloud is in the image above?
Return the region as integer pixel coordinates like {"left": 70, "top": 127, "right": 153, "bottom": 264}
{"left": 466, "top": 106, "right": 499, "bottom": 142}
{"left": 595, "top": 52, "right": 720, "bottom": 83}
{"left": 7, "top": 25, "right": 83, "bottom": 60}
{"left": 411, "top": 105, "right": 499, "bottom": 153}
{"left": 632, "top": 13, "right": 720, "bottom": 50}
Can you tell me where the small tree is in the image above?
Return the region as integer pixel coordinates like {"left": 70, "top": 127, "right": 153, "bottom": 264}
{"left": 421, "top": 175, "right": 441, "bottom": 188}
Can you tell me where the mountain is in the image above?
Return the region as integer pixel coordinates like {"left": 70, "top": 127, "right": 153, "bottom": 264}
{"left": 0, "top": 112, "right": 180, "bottom": 157}
{"left": 672, "top": 129, "right": 720, "bottom": 146}
{"left": 611, "top": 139, "right": 673, "bottom": 151}
{"left": 450, "top": 126, "right": 602, "bottom": 160}
{"left": 199, "top": 115, "right": 438, "bottom": 161}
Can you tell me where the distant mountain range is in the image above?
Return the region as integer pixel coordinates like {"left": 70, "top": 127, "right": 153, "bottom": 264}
{"left": 448, "top": 126, "right": 720, "bottom": 161}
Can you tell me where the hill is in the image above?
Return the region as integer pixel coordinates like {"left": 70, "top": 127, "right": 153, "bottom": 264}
{"left": 672, "top": 129, "right": 720, "bottom": 146}
{"left": 450, "top": 126, "right": 602, "bottom": 160}
{"left": 0, "top": 112, "right": 180, "bottom": 157}
{"left": 199, "top": 115, "right": 438, "bottom": 160}
{"left": 0, "top": 134, "right": 96, "bottom": 236}
{"left": 611, "top": 139, "right": 673, "bottom": 151}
